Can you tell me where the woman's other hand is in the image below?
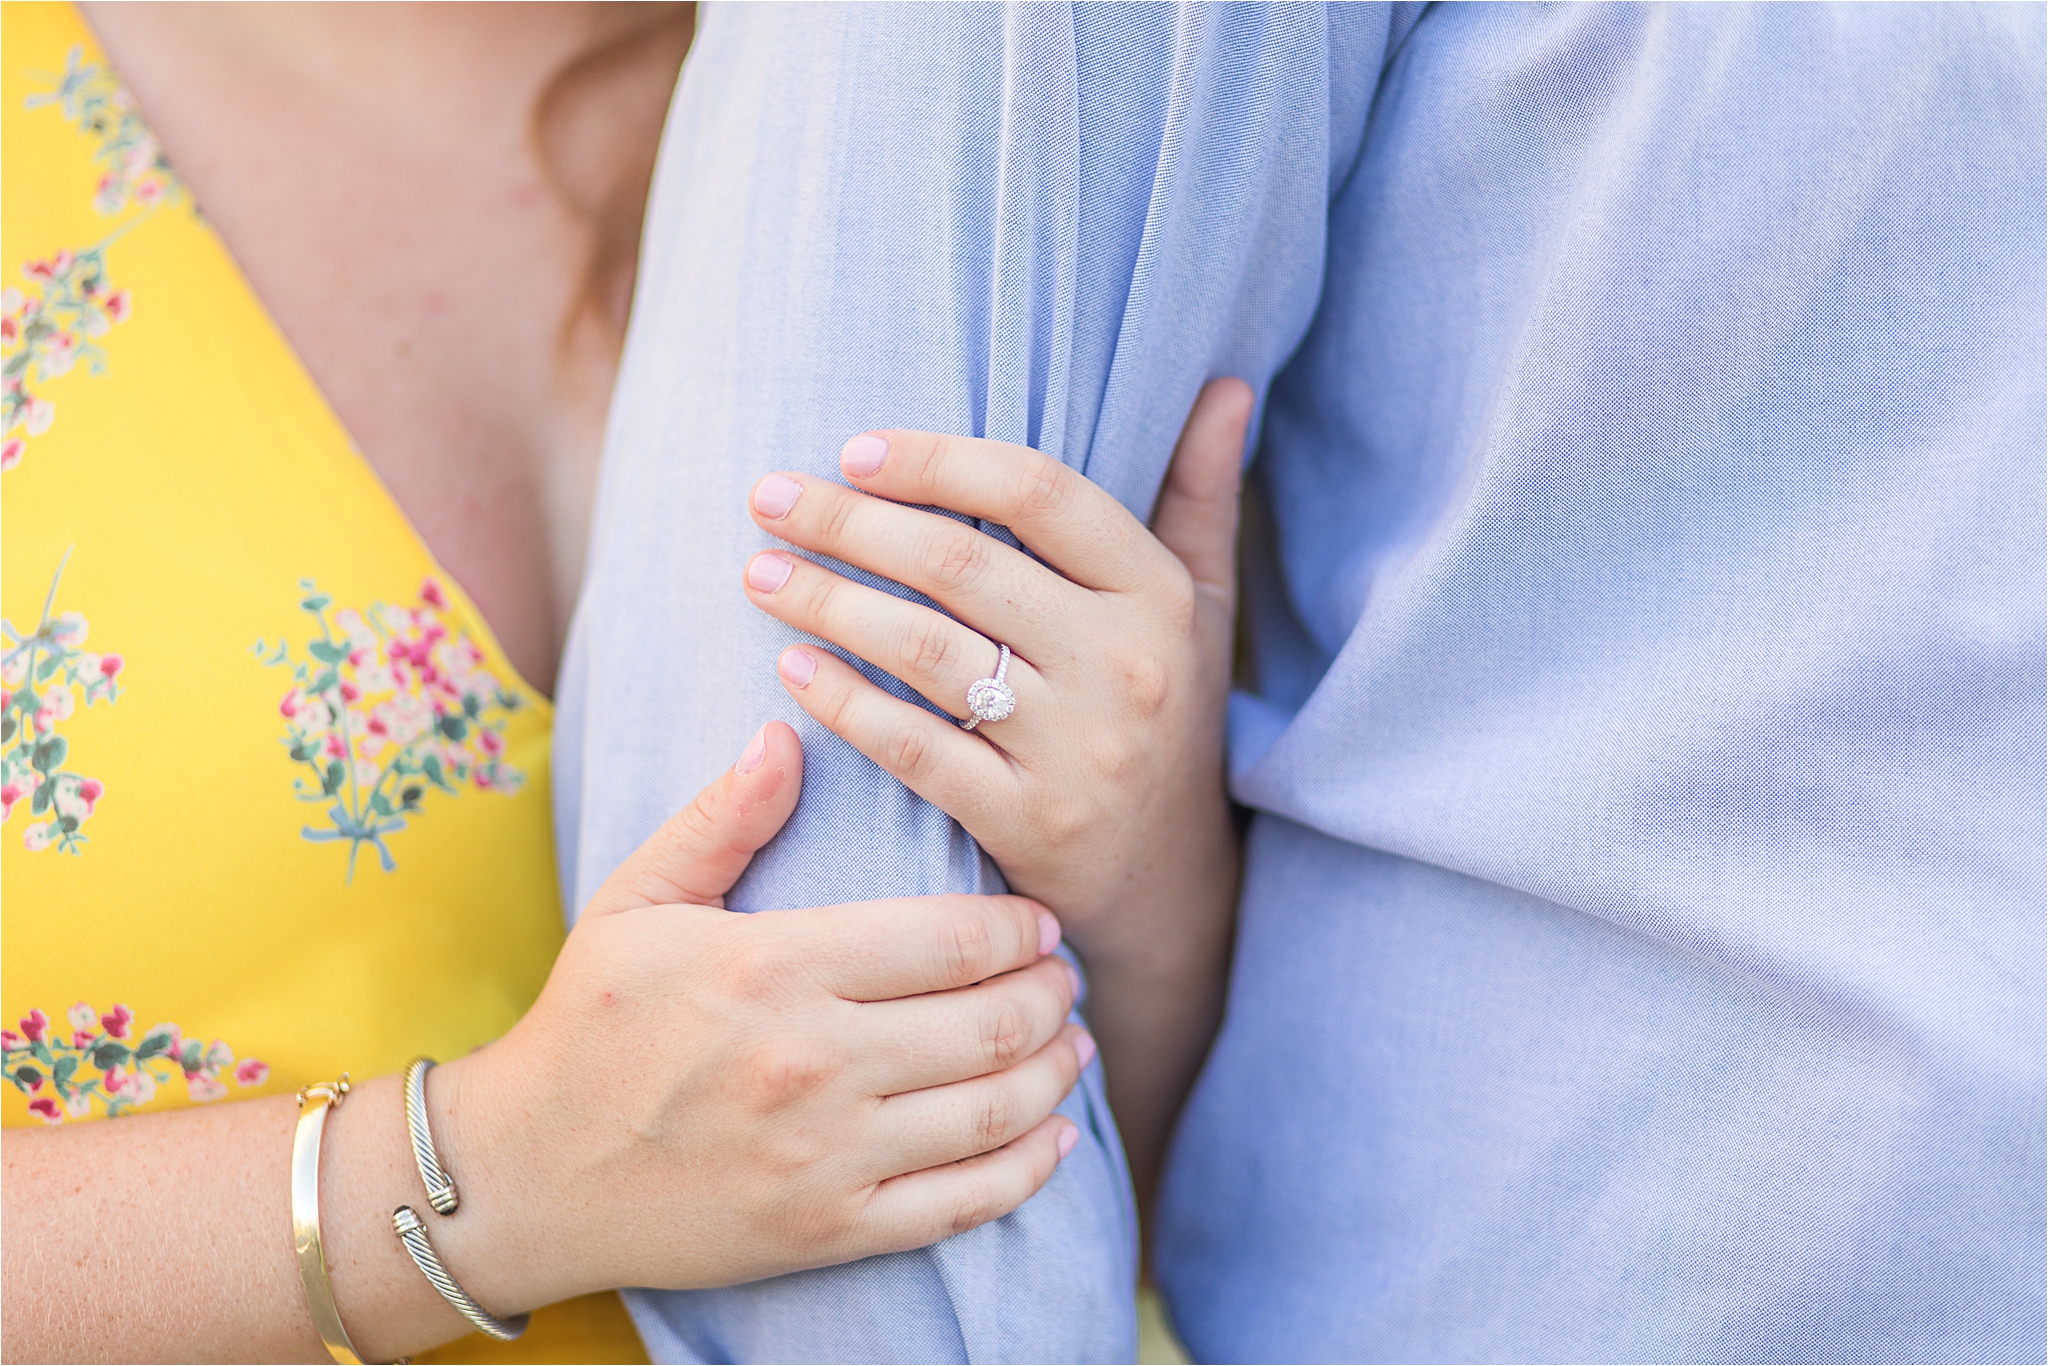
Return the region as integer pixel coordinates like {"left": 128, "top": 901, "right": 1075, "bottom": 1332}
{"left": 738, "top": 379, "right": 1255, "bottom": 1210}
{"left": 432, "top": 721, "right": 1091, "bottom": 1312}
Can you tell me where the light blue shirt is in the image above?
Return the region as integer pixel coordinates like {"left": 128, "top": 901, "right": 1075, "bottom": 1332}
{"left": 556, "top": 4, "right": 2045, "bottom": 1361}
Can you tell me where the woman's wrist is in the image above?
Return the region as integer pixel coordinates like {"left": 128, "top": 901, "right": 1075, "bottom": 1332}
{"left": 1063, "top": 811, "right": 1240, "bottom": 983}
{"left": 314, "top": 1051, "right": 563, "bottom": 1363}
{"left": 406, "top": 1041, "right": 575, "bottom": 1316}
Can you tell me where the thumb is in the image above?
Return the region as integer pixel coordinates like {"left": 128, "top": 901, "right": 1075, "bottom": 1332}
{"left": 583, "top": 721, "right": 804, "bottom": 915}
{"left": 1150, "top": 377, "right": 1255, "bottom": 600}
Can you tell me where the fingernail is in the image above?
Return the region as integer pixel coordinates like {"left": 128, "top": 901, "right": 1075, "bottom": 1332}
{"left": 1035, "top": 907, "right": 1061, "bottom": 956}
{"left": 747, "top": 553, "right": 794, "bottom": 593}
{"left": 778, "top": 648, "right": 817, "bottom": 689}
{"left": 735, "top": 726, "right": 767, "bottom": 774}
{"left": 1057, "top": 1124, "right": 1079, "bottom": 1160}
{"left": 753, "top": 474, "right": 803, "bottom": 520}
{"left": 1065, "top": 961, "right": 1082, "bottom": 999}
{"left": 1073, "top": 1031, "right": 1096, "bottom": 1071}
{"left": 841, "top": 434, "right": 888, "bottom": 477}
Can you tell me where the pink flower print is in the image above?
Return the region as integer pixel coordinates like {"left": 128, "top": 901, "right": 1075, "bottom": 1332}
{"left": 0, "top": 316, "right": 15, "bottom": 347}
{"left": 0, "top": 1030, "right": 18, "bottom": 1049}
{"left": 92, "top": 174, "right": 123, "bottom": 215}
{"left": 76, "top": 778, "right": 103, "bottom": 813}
{"left": 479, "top": 728, "right": 505, "bottom": 757}
{"left": 338, "top": 679, "right": 360, "bottom": 703}
{"left": 65, "top": 1091, "right": 91, "bottom": 1118}
{"left": 1, "top": 440, "right": 22, "bottom": 471}
{"left": 27, "top": 1097, "right": 61, "bottom": 1124}
{"left": 100, "top": 1004, "right": 132, "bottom": 1040}
{"left": 371, "top": 693, "right": 434, "bottom": 748}
{"left": 279, "top": 688, "right": 302, "bottom": 719}
{"left": 24, "top": 398, "right": 54, "bottom": 437}
{"left": 103, "top": 1063, "right": 155, "bottom": 1106}
{"left": 38, "top": 333, "right": 76, "bottom": 380}
{"left": 49, "top": 613, "right": 87, "bottom": 648}
{"left": 22, "top": 259, "right": 54, "bottom": 284}
{"left": 324, "top": 733, "right": 346, "bottom": 761}
{"left": 134, "top": 178, "right": 165, "bottom": 208}
{"left": 204, "top": 1039, "right": 234, "bottom": 1072}
{"left": 99, "top": 653, "right": 124, "bottom": 679}
{"left": 19, "top": 1010, "right": 49, "bottom": 1044}
{"left": 66, "top": 1003, "right": 97, "bottom": 1033}
{"left": 235, "top": 1059, "right": 270, "bottom": 1087}
{"left": 33, "top": 686, "right": 76, "bottom": 735}
{"left": 185, "top": 1074, "right": 228, "bottom": 1102}
{"left": 22, "top": 821, "right": 52, "bottom": 851}
{"left": 420, "top": 579, "right": 449, "bottom": 611}
{"left": 0, "top": 781, "right": 24, "bottom": 822}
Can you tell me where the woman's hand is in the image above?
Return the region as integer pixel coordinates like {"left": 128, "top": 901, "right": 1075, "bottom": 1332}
{"left": 432, "top": 721, "right": 1092, "bottom": 1312}
{"left": 741, "top": 380, "right": 1254, "bottom": 957}
{"left": 4, "top": 722, "right": 1092, "bottom": 1366}
{"left": 739, "top": 378, "right": 1256, "bottom": 1209}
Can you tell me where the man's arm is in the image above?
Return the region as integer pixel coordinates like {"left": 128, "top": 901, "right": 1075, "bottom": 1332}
{"left": 555, "top": 4, "right": 1413, "bottom": 1359}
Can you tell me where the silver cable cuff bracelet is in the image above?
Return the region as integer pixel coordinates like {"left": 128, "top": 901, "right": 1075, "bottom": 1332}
{"left": 392, "top": 1207, "right": 530, "bottom": 1341}
{"left": 402, "top": 1058, "right": 459, "bottom": 1215}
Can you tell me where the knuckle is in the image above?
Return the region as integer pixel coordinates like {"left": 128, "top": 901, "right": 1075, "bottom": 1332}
{"left": 937, "top": 910, "right": 996, "bottom": 985}
{"left": 811, "top": 670, "right": 862, "bottom": 733}
{"left": 971, "top": 1087, "right": 1017, "bottom": 1152}
{"left": 720, "top": 936, "right": 790, "bottom": 1001}
{"left": 909, "top": 434, "right": 961, "bottom": 496}
{"left": 978, "top": 995, "right": 1032, "bottom": 1071}
{"left": 670, "top": 790, "right": 725, "bottom": 854}
{"left": 1011, "top": 457, "right": 1074, "bottom": 522}
{"left": 1118, "top": 652, "right": 1172, "bottom": 720}
{"left": 897, "top": 615, "right": 958, "bottom": 681}
{"left": 921, "top": 528, "right": 992, "bottom": 595}
{"left": 739, "top": 1035, "right": 834, "bottom": 1105}
{"left": 947, "top": 1175, "right": 1002, "bottom": 1237}
{"left": 1087, "top": 733, "right": 1142, "bottom": 787}
{"left": 817, "top": 487, "right": 861, "bottom": 546}
{"left": 885, "top": 722, "right": 937, "bottom": 782}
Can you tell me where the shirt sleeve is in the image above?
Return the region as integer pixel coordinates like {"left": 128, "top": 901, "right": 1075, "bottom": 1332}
{"left": 551, "top": 3, "right": 1411, "bottom": 1360}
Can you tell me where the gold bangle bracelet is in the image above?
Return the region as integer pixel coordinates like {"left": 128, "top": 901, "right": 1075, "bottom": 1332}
{"left": 292, "top": 1075, "right": 365, "bottom": 1366}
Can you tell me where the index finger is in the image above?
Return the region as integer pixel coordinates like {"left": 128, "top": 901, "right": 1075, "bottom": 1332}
{"left": 838, "top": 429, "right": 1162, "bottom": 593}
{"left": 759, "top": 893, "right": 1062, "bottom": 1000}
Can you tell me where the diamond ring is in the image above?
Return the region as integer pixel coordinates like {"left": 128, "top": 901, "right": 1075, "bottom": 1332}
{"left": 961, "top": 642, "right": 1016, "bottom": 731}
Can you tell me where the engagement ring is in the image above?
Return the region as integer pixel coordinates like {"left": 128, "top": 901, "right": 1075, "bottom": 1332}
{"left": 962, "top": 642, "right": 1016, "bottom": 731}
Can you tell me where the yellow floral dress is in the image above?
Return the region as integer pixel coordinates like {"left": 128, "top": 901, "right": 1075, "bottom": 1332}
{"left": 1, "top": 6, "right": 646, "bottom": 1361}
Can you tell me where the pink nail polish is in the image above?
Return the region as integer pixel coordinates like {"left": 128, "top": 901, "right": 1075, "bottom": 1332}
{"left": 735, "top": 726, "right": 767, "bottom": 774}
{"left": 1057, "top": 1125, "right": 1079, "bottom": 1160}
{"left": 841, "top": 434, "right": 888, "bottom": 477}
{"left": 1073, "top": 1032, "right": 1097, "bottom": 1071}
{"left": 747, "top": 553, "right": 794, "bottom": 593}
{"left": 778, "top": 648, "right": 818, "bottom": 689}
{"left": 1035, "top": 907, "right": 1061, "bottom": 957}
{"left": 753, "top": 474, "right": 803, "bottom": 519}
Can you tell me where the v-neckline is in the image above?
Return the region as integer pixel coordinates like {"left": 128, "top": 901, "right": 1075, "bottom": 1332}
{"left": 71, "top": 1, "right": 556, "bottom": 709}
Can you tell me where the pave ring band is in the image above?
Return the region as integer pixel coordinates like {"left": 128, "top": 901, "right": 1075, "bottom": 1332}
{"left": 961, "top": 642, "right": 1016, "bottom": 731}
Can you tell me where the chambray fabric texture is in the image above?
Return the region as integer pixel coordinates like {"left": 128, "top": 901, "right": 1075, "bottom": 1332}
{"left": 555, "top": 2, "right": 2047, "bottom": 1362}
